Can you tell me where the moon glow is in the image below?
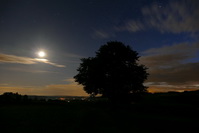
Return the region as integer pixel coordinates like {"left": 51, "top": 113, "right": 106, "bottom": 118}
{"left": 38, "top": 51, "right": 46, "bottom": 58}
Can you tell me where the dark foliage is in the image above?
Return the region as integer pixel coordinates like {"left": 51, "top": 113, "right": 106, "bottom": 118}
{"left": 74, "top": 41, "right": 149, "bottom": 103}
{"left": 0, "top": 92, "right": 29, "bottom": 104}
{"left": 0, "top": 91, "right": 199, "bottom": 133}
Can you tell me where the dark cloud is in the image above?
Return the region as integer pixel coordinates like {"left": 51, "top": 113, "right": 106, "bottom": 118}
{"left": 142, "top": 42, "right": 199, "bottom": 55}
{"left": 141, "top": 53, "right": 190, "bottom": 68}
{"left": 140, "top": 42, "right": 199, "bottom": 68}
{"left": 141, "top": 42, "right": 199, "bottom": 92}
{"left": 148, "top": 62, "right": 199, "bottom": 84}
{"left": 145, "top": 62, "right": 199, "bottom": 92}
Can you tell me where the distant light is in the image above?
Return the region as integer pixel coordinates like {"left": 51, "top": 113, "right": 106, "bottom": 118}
{"left": 59, "top": 97, "right": 66, "bottom": 101}
{"left": 38, "top": 51, "right": 46, "bottom": 58}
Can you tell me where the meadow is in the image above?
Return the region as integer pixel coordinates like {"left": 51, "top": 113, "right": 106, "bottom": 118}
{"left": 0, "top": 92, "right": 199, "bottom": 133}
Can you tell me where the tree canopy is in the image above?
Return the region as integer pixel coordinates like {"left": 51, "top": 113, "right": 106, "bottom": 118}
{"left": 74, "top": 41, "right": 148, "bottom": 103}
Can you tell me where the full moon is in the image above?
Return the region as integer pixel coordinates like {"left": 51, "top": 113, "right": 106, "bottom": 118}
{"left": 38, "top": 51, "right": 46, "bottom": 57}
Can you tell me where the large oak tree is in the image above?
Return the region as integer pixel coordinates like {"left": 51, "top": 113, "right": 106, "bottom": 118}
{"left": 74, "top": 41, "right": 148, "bottom": 103}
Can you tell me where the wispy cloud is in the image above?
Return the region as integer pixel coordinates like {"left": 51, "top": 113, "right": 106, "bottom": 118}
{"left": 2, "top": 66, "right": 59, "bottom": 73}
{"left": 92, "top": 30, "right": 115, "bottom": 39}
{"left": 0, "top": 53, "right": 65, "bottom": 68}
{"left": 0, "top": 53, "right": 36, "bottom": 64}
{"left": 117, "top": 1, "right": 199, "bottom": 34}
{"left": 142, "top": 1, "right": 199, "bottom": 33}
{"left": 63, "top": 78, "right": 75, "bottom": 83}
{"left": 35, "top": 58, "right": 65, "bottom": 68}
{"left": 97, "top": 1, "right": 199, "bottom": 39}
{"left": 115, "top": 20, "right": 144, "bottom": 32}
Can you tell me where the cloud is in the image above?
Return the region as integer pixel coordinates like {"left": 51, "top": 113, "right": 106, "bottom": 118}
{"left": 141, "top": 0, "right": 199, "bottom": 33}
{"left": 63, "top": 78, "right": 75, "bottom": 83}
{"left": 2, "top": 66, "right": 59, "bottom": 73}
{"left": 0, "top": 84, "right": 9, "bottom": 86}
{"left": 35, "top": 58, "right": 65, "bottom": 68}
{"left": 147, "top": 62, "right": 199, "bottom": 84}
{"left": 0, "top": 53, "right": 36, "bottom": 64}
{"left": 0, "top": 79, "right": 87, "bottom": 96}
{"left": 147, "top": 85, "right": 199, "bottom": 93}
{"left": 117, "top": 0, "right": 199, "bottom": 33}
{"left": 92, "top": 30, "right": 115, "bottom": 39}
{"left": 145, "top": 62, "right": 199, "bottom": 92}
{"left": 140, "top": 42, "right": 199, "bottom": 92}
{"left": 0, "top": 53, "right": 65, "bottom": 68}
{"left": 146, "top": 80, "right": 199, "bottom": 93}
{"left": 141, "top": 53, "right": 190, "bottom": 68}
{"left": 142, "top": 42, "right": 199, "bottom": 55}
{"left": 45, "top": 84, "right": 86, "bottom": 96}
{"left": 115, "top": 20, "right": 144, "bottom": 32}
{"left": 45, "top": 78, "right": 88, "bottom": 96}
{"left": 44, "top": 78, "right": 87, "bottom": 96}
{"left": 140, "top": 42, "right": 199, "bottom": 68}
{"left": 0, "top": 85, "right": 36, "bottom": 95}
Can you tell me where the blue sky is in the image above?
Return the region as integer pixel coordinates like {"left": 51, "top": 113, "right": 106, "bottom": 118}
{"left": 0, "top": 0, "right": 199, "bottom": 95}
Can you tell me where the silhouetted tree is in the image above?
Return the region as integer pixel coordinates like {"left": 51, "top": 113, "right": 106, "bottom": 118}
{"left": 74, "top": 41, "right": 149, "bottom": 103}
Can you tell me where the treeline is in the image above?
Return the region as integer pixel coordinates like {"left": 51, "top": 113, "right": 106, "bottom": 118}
{"left": 0, "top": 92, "right": 89, "bottom": 105}
{"left": 145, "top": 90, "right": 199, "bottom": 105}
{"left": 0, "top": 92, "right": 65, "bottom": 105}
{"left": 170, "top": 90, "right": 199, "bottom": 104}
{"left": 0, "top": 92, "right": 30, "bottom": 104}
{"left": 1, "top": 90, "right": 199, "bottom": 105}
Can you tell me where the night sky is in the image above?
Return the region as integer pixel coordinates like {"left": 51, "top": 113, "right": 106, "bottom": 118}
{"left": 0, "top": 0, "right": 199, "bottom": 96}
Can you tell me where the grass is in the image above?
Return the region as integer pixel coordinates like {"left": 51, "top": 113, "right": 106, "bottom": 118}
{"left": 0, "top": 94, "right": 199, "bottom": 133}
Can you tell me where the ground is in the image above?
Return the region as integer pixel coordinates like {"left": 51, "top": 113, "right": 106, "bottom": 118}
{"left": 0, "top": 93, "right": 199, "bottom": 133}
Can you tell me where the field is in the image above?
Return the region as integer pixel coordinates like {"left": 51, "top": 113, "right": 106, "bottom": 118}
{"left": 0, "top": 93, "right": 199, "bottom": 133}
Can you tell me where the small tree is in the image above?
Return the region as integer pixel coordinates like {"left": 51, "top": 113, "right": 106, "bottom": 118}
{"left": 74, "top": 41, "right": 148, "bottom": 103}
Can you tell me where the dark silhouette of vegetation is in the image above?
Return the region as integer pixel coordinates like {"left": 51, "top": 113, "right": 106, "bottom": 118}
{"left": 74, "top": 41, "right": 149, "bottom": 103}
{"left": 0, "top": 92, "right": 88, "bottom": 105}
{"left": 1, "top": 90, "right": 199, "bottom": 133}
{"left": 0, "top": 92, "right": 29, "bottom": 104}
